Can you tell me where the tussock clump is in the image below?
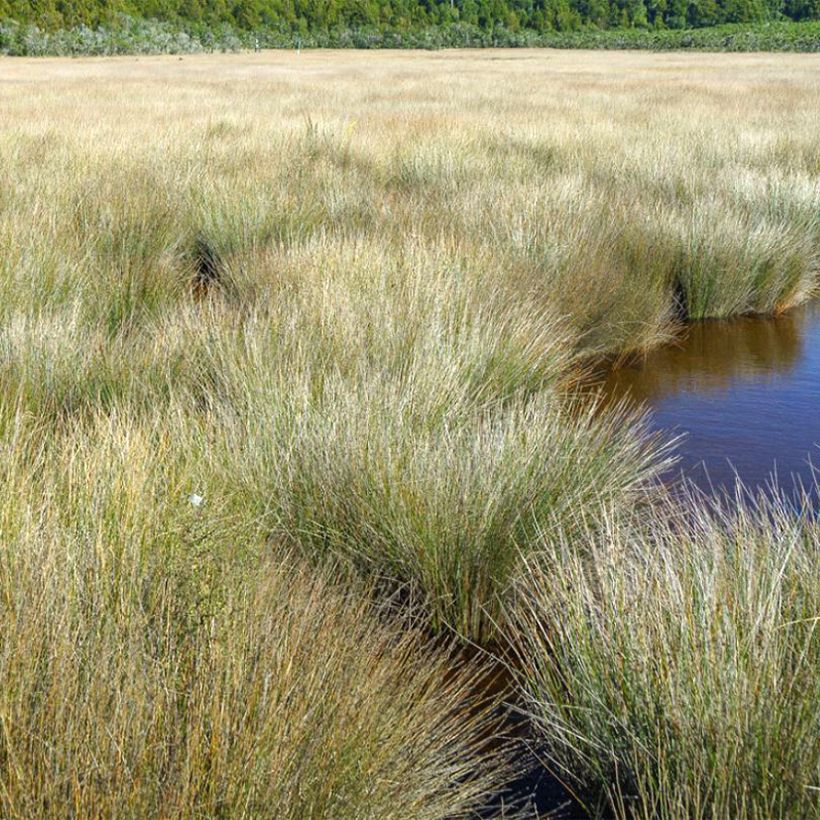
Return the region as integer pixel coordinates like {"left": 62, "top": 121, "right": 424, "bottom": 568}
{"left": 0, "top": 414, "right": 515, "bottom": 818}
{"left": 513, "top": 488, "right": 820, "bottom": 818}
{"left": 180, "top": 240, "right": 668, "bottom": 639}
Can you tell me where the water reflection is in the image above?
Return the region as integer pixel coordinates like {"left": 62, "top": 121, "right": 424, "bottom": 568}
{"left": 601, "top": 300, "right": 820, "bottom": 498}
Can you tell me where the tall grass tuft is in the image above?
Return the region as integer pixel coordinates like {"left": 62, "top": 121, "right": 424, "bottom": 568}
{"left": 0, "top": 413, "right": 514, "bottom": 818}
{"left": 513, "top": 486, "right": 820, "bottom": 818}
{"left": 181, "top": 241, "right": 669, "bottom": 640}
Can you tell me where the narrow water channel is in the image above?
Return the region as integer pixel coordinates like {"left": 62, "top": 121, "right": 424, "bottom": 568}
{"left": 601, "top": 300, "right": 820, "bottom": 501}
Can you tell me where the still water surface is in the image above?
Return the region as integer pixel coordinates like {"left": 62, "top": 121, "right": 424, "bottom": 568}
{"left": 601, "top": 300, "right": 820, "bottom": 499}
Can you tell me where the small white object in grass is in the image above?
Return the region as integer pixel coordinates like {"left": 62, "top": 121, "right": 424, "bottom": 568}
{"left": 189, "top": 493, "right": 205, "bottom": 508}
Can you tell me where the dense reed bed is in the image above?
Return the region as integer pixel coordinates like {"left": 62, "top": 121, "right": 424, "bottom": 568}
{"left": 0, "top": 50, "right": 818, "bottom": 817}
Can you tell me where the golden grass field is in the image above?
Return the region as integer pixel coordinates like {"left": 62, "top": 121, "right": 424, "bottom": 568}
{"left": 0, "top": 50, "right": 818, "bottom": 817}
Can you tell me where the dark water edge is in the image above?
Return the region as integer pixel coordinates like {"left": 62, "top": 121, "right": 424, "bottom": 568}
{"left": 463, "top": 654, "right": 591, "bottom": 819}
{"left": 598, "top": 299, "right": 820, "bottom": 505}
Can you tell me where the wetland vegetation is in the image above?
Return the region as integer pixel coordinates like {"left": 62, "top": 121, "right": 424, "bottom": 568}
{"left": 0, "top": 51, "right": 818, "bottom": 817}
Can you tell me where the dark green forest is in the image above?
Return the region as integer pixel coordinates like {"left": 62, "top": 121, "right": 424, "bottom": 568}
{"left": 1, "top": 0, "right": 817, "bottom": 35}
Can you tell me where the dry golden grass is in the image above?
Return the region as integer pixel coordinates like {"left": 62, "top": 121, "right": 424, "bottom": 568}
{"left": 3, "top": 50, "right": 819, "bottom": 347}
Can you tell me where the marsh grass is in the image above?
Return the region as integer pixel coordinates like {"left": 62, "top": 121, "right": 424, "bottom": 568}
{"left": 164, "top": 240, "right": 669, "bottom": 639}
{"left": 0, "top": 413, "right": 514, "bottom": 818}
{"left": 0, "top": 51, "right": 818, "bottom": 816}
{"left": 513, "top": 487, "right": 820, "bottom": 818}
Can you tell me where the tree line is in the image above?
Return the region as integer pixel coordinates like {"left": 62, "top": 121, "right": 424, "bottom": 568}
{"left": 0, "top": 0, "right": 817, "bottom": 37}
